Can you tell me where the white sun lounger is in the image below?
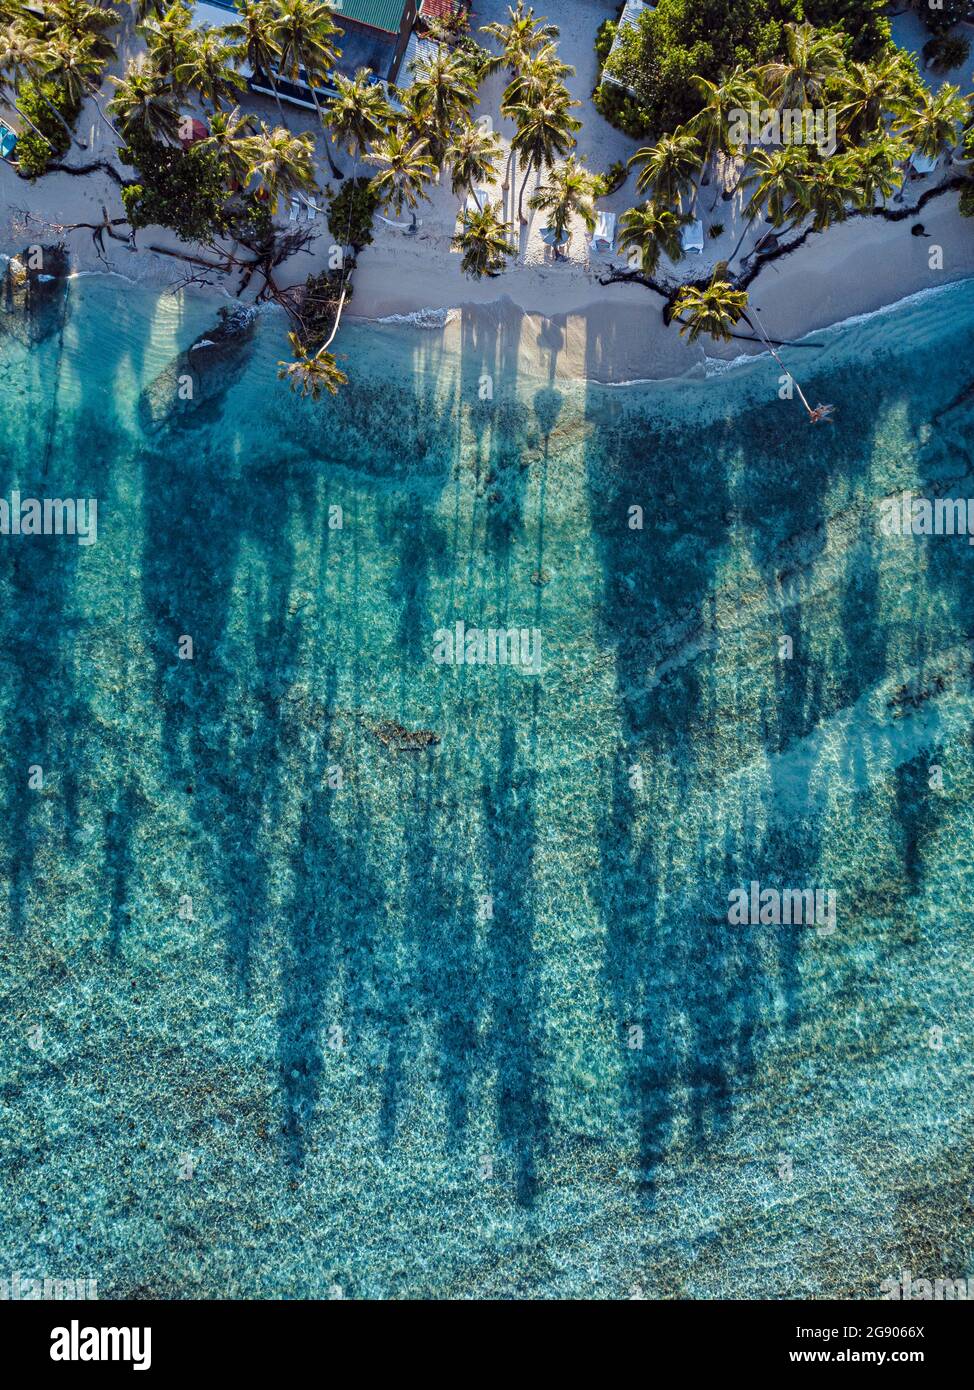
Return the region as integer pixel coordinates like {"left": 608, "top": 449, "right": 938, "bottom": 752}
{"left": 469, "top": 186, "right": 492, "bottom": 212}
{"left": 681, "top": 218, "right": 704, "bottom": 253}
{"left": 591, "top": 210, "right": 616, "bottom": 253}
{"left": 306, "top": 199, "right": 319, "bottom": 220}
{"left": 289, "top": 197, "right": 300, "bottom": 223}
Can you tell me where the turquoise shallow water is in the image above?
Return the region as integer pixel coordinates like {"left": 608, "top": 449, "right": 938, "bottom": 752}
{"left": 1, "top": 266, "right": 973, "bottom": 1299}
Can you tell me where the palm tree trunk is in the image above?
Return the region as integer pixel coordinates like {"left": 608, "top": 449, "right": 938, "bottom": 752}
{"left": 38, "top": 91, "right": 86, "bottom": 149}
{"left": 83, "top": 78, "right": 122, "bottom": 141}
{"left": 266, "top": 68, "right": 289, "bottom": 130}
{"left": 306, "top": 81, "right": 342, "bottom": 180}
{"left": 6, "top": 99, "right": 55, "bottom": 151}
{"left": 728, "top": 214, "right": 754, "bottom": 265}
{"left": 518, "top": 158, "right": 533, "bottom": 222}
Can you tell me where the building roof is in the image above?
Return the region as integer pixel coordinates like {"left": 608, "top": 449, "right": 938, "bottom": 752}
{"left": 194, "top": 0, "right": 409, "bottom": 34}
{"left": 334, "top": 0, "right": 408, "bottom": 33}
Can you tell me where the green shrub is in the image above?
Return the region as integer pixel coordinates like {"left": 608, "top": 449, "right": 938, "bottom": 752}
{"left": 960, "top": 181, "right": 974, "bottom": 217}
{"left": 592, "top": 160, "right": 628, "bottom": 197}
{"left": 921, "top": 0, "right": 970, "bottom": 34}
{"left": 922, "top": 34, "right": 971, "bottom": 71}
{"left": 709, "top": 221, "right": 724, "bottom": 237}
{"left": 595, "top": 0, "right": 892, "bottom": 138}
{"left": 327, "top": 176, "right": 380, "bottom": 252}
{"left": 14, "top": 80, "right": 79, "bottom": 178}
{"left": 121, "top": 133, "right": 229, "bottom": 241}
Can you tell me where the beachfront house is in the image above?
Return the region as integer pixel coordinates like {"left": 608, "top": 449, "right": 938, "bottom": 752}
{"left": 191, "top": 0, "right": 419, "bottom": 100}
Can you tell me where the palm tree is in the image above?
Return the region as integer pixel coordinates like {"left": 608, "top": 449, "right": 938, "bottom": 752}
{"left": 836, "top": 54, "right": 910, "bottom": 143}
{"left": 528, "top": 154, "right": 595, "bottom": 251}
{"left": 200, "top": 103, "right": 253, "bottom": 185}
{"left": 0, "top": 21, "right": 55, "bottom": 149}
{"left": 689, "top": 67, "right": 760, "bottom": 197}
{"left": 273, "top": 0, "right": 343, "bottom": 178}
{"left": 508, "top": 83, "right": 580, "bottom": 220}
{"left": 109, "top": 54, "right": 182, "bottom": 144}
{"left": 128, "top": 0, "right": 171, "bottom": 19}
{"left": 894, "top": 82, "right": 968, "bottom": 165}
{"left": 137, "top": 1, "right": 193, "bottom": 90}
{"left": 368, "top": 123, "right": 435, "bottom": 215}
{"left": 39, "top": 31, "right": 106, "bottom": 147}
{"left": 741, "top": 143, "right": 809, "bottom": 226}
{"left": 327, "top": 66, "right": 392, "bottom": 168}
{"left": 407, "top": 45, "right": 478, "bottom": 164}
{"left": 174, "top": 27, "right": 244, "bottom": 113}
{"left": 618, "top": 200, "right": 684, "bottom": 275}
{"left": 726, "top": 143, "right": 809, "bottom": 265}
{"left": 848, "top": 136, "right": 908, "bottom": 209}
{"left": 43, "top": 0, "right": 117, "bottom": 65}
{"left": 452, "top": 201, "right": 517, "bottom": 277}
{"left": 500, "top": 41, "right": 571, "bottom": 108}
{"left": 628, "top": 129, "right": 702, "bottom": 210}
{"left": 480, "top": 1, "right": 558, "bottom": 77}
{"left": 446, "top": 117, "right": 502, "bottom": 198}
{"left": 797, "top": 154, "right": 863, "bottom": 232}
{"left": 757, "top": 22, "right": 845, "bottom": 111}
{"left": 243, "top": 120, "right": 317, "bottom": 210}
{"left": 671, "top": 276, "right": 749, "bottom": 343}
{"left": 279, "top": 332, "right": 347, "bottom": 398}
{"left": 224, "top": 0, "right": 288, "bottom": 129}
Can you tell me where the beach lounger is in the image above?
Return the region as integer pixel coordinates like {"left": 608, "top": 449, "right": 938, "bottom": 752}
{"left": 0, "top": 123, "right": 17, "bottom": 160}
{"left": 681, "top": 218, "right": 704, "bottom": 254}
{"left": 289, "top": 197, "right": 300, "bottom": 223}
{"left": 909, "top": 150, "right": 937, "bottom": 176}
{"left": 469, "top": 187, "right": 491, "bottom": 213}
{"left": 306, "top": 200, "right": 319, "bottom": 220}
{"left": 591, "top": 211, "right": 616, "bottom": 253}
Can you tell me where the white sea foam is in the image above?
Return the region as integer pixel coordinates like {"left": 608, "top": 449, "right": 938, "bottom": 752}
{"left": 376, "top": 306, "right": 460, "bottom": 329}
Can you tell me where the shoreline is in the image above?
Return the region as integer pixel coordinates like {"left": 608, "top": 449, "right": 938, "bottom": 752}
{"left": 5, "top": 161, "right": 974, "bottom": 386}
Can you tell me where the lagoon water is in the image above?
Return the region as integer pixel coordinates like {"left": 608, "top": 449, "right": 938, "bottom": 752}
{"left": 1, "top": 269, "right": 973, "bottom": 1298}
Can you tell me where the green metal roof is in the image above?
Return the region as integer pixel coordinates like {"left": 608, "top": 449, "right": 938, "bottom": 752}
{"left": 336, "top": 0, "right": 408, "bottom": 34}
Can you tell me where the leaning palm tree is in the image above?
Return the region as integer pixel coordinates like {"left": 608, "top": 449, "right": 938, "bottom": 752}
{"left": 137, "top": 1, "right": 193, "bottom": 90}
{"left": 279, "top": 332, "right": 347, "bottom": 399}
{"left": 224, "top": 0, "right": 288, "bottom": 128}
{"left": 446, "top": 117, "right": 502, "bottom": 198}
{"left": 452, "top": 201, "right": 517, "bottom": 278}
{"left": 199, "top": 103, "right": 253, "bottom": 185}
{"left": 757, "top": 21, "right": 845, "bottom": 111}
{"left": 671, "top": 276, "right": 749, "bottom": 343}
{"left": 242, "top": 120, "right": 317, "bottom": 210}
{"left": 0, "top": 21, "right": 55, "bottom": 148}
{"left": 327, "top": 66, "right": 393, "bottom": 168}
{"left": 508, "top": 82, "right": 581, "bottom": 220}
{"left": 618, "top": 199, "right": 684, "bottom": 275}
{"left": 628, "top": 128, "right": 702, "bottom": 210}
{"left": 368, "top": 123, "right": 435, "bottom": 215}
{"left": 527, "top": 154, "right": 596, "bottom": 250}
{"left": 173, "top": 27, "right": 244, "bottom": 113}
{"left": 727, "top": 142, "right": 808, "bottom": 264}
{"left": 108, "top": 54, "right": 183, "bottom": 144}
{"left": 407, "top": 45, "right": 479, "bottom": 165}
{"left": 273, "top": 0, "right": 343, "bottom": 177}
{"left": 480, "top": 1, "right": 558, "bottom": 78}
